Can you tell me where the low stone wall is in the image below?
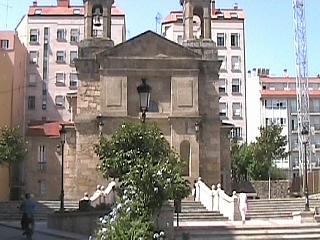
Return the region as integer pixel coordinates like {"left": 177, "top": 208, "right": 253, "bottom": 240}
{"left": 154, "top": 202, "right": 174, "bottom": 240}
{"left": 250, "top": 180, "right": 291, "bottom": 199}
{"left": 48, "top": 210, "right": 105, "bottom": 236}
{"left": 48, "top": 203, "right": 174, "bottom": 239}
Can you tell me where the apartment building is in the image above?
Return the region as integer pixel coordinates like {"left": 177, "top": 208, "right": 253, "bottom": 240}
{"left": 14, "top": 0, "right": 126, "bottom": 199}
{"left": 16, "top": 0, "right": 126, "bottom": 124}
{"left": 0, "top": 31, "right": 27, "bottom": 200}
{"left": 162, "top": 2, "right": 247, "bottom": 141}
{"left": 247, "top": 69, "right": 320, "bottom": 177}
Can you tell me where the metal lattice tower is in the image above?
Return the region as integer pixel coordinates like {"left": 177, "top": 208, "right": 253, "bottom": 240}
{"left": 293, "top": 0, "right": 310, "bottom": 178}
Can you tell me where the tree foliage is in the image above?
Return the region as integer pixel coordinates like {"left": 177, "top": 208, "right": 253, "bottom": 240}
{"left": 231, "top": 141, "right": 254, "bottom": 182}
{"left": 94, "top": 122, "right": 191, "bottom": 239}
{"left": 0, "top": 126, "right": 26, "bottom": 166}
{"left": 231, "top": 124, "right": 288, "bottom": 181}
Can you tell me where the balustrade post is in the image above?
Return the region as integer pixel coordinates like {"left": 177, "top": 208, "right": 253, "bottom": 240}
{"left": 196, "top": 177, "right": 201, "bottom": 201}
{"left": 211, "top": 185, "right": 216, "bottom": 211}
{"left": 217, "top": 183, "right": 221, "bottom": 211}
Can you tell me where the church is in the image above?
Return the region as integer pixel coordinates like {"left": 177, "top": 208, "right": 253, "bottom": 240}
{"left": 27, "top": 0, "right": 232, "bottom": 200}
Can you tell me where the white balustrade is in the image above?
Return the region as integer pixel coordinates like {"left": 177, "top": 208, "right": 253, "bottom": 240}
{"left": 196, "top": 178, "right": 237, "bottom": 221}
{"left": 90, "top": 181, "right": 116, "bottom": 207}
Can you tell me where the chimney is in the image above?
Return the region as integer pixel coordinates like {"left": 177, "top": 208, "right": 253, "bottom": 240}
{"left": 252, "top": 68, "right": 257, "bottom": 77}
{"left": 33, "top": 0, "right": 37, "bottom": 6}
{"left": 211, "top": 0, "right": 216, "bottom": 12}
{"left": 57, "top": 0, "right": 69, "bottom": 7}
{"left": 233, "top": 3, "right": 239, "bottom": 10}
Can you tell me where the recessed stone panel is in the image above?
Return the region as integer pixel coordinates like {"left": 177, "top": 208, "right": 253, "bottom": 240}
{"left": 177, "top": 79, "right": 193, "bottom": 107}
{"left": 106, "top": 77, "right": 122, "bottom": 106}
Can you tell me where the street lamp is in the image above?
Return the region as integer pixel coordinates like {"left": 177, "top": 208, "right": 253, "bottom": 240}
{"left": 59, "top": 124, "right": 66, "bottom": 212}
{"left": 301, "top": 126, "right": 309, "bottom": 211}
{"left": 137, "top": 79, "right": 152, "bottom": 123}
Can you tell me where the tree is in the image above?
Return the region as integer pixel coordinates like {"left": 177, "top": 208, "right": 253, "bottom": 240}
{"left": 94, "top": 122, "right": 191, "bottom": 240}
{"left": 0, "top": 126, "right": 26, "bottom": 166}
{"left": 231, "top": 141, "right": 254, "bottom": 182}
{"left": 231, "top": 124, "right": 288, "bottom": 181}
{"left": 251, "top": 124, "right": 288, "bottom": 180}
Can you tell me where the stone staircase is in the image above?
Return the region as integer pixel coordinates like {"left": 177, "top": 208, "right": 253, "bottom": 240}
{"left": 0, "top": 200, "right": 78, "bottom": 221}
{"left": 247, "top": 198, "right": 320, "bottom": 220}
{"left": 174, "top": 200, "right": 228, "bottom": 222}
{"left": 175, "top": 223, "right": 320, "bottom": 239}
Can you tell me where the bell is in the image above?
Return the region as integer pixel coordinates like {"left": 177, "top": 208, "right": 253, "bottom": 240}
{"left": 93, "top": 7, "right": 102, "bottom": 27}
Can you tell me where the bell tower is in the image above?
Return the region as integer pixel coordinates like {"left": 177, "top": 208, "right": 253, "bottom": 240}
{"left": 180, "top": 0, "right": 212, "bottom": 41}
{"left": 79, "top": 0, "right": 114, "bottom": 58}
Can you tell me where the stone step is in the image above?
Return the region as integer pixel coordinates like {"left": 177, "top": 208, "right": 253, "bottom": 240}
{"left": 175, "top": 223, "right": 320, "bottom": 240}
{"left": 245, "top": 198, "right": 320, "bottom": 220}
{"left": 0, "top": 200, "right": 78, "bottom": 220}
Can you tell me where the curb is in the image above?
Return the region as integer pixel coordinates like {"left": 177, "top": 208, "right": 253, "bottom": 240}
{"left": 0, "top": 222, "right": 87, "bottom": 240}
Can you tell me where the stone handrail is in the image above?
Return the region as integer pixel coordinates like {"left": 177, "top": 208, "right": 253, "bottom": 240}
{"left": 90, "top": 181, "right": 116, "bottom": 207}
{"left": 195, "top": 178, "right": 214, "bottom": 211}
{"left": 195, "top": 178, "right": 238, "bottom": 221}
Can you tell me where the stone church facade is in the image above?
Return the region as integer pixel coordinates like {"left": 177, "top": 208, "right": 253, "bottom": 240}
{"left": 25, "top": 0, "right": 232, "bottom": 200}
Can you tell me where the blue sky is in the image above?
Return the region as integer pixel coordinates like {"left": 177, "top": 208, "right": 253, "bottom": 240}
{"left": 0, "top": 0, "right": 319, "bottom": 76}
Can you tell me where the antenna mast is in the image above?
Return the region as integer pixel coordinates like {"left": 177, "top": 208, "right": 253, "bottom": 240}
{"left": 293, "top": 0, "right": 310, "bottom": 181}
{"left": 0, "top": 0, "right": 12, "bottom": 29}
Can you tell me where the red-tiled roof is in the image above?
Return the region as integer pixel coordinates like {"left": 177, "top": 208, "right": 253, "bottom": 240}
{"left": 28, "top": 5, "right": 124, "bottom": 16}
{"left": 261, "top": 90, "right": 320, "bottom": 98}
{"left": 260, "top": 76, "right": 320, "bottom": 83}
{"left": 28, "top": 121, "right": 74, "bottom": 138}
{"left": 163, "top": 9, "right": 245, "bottom": 24}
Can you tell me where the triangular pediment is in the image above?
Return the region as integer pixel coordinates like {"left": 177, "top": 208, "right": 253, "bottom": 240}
{"left": 98, "top": 31, "right": 201, "bottom": 59}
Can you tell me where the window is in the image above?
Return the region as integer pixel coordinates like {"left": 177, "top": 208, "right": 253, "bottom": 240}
{"left": 216, "top": 33, "right": 225, "bottom": 47}
{"left": 70, "top": 29, "right": 80, "bottom": 43}
{"left": 232, "top": 78, "right": 241, "bottom": 93}
{"left": 57, "top": 29, "right": 66, "bottom": 41}
{"left": 29, "top": 29, "right": 39, "bottom": 43}
{"left": 177, "top": 35, "right": 183, "bottom": 44}
{"left": 55, "top": 95, "right": 65, "bottom": 107}
{"left": 38, "top": 145, "right": 47, "bottom": 171}
{"left": 29, "top": 74, "right": 37, "bottom": 86}
{"left": 149, "top": 100, "right": 159, "bottom": 112}
{"left": 231, "top": 33, "right": 240, "bottom": 47}
{"left": 42, "top": 99, "right": 47, "bottom": 110}
{"left": 231, "top": 127, "right": 242, "bottom": 139}
{"left": 231, "top": 56, "right": 241, "bottom": 71}
{"left": 29, "top": 51, "right": 38, "bottom": 64}
{"left": 219, "top": 102, "right": 228, "bottom": 117}
{"left": 69, "top": 73, "right": 78, "bottom": 89}
{"left": 219, "top": 78, "right": 227, "bottom": 94}
{"left": 28, "top": 96, "right": 35, "bottom": 110}
{"left": 56, "top": 72, "right": 65, "bottom": 85}
{"left": 56, "top": 51, "right": 66, "bottom": 63}
{"left": 218, "top": 55, "right": 227, "bottom": 71}
{"left": 232, "top": 102, "right": 242, "bottom": 118}
{"left": 38, "top": 180, "right": 47, "bottom": 196}
{"left": 0, "top": 39, "right": 9, "bottom": 49}
{"left": 70, "top": 51, "right": 77, "bottom": 65}
{"left": 265, "top": 100, "right": 272, "bottom": 109}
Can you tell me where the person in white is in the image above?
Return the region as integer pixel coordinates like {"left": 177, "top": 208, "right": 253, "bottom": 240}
{"left": 238, "top": 190, "right": 248, "bottom": 224}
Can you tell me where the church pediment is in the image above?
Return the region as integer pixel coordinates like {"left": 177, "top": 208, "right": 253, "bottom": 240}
{"left": 97, "top": 31, "right": 201, "bottom": 59}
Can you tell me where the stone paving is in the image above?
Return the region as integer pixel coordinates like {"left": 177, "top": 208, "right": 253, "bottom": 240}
{"left": 0, "top": 221, "right": 88, "bottom": 240}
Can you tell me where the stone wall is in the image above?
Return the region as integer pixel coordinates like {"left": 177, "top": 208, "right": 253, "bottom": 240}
{"left": 250, "top": 180, "right": 291, "bottom": 199}
{"left": 48, "top": 210, "right": 105, "bottom": 235}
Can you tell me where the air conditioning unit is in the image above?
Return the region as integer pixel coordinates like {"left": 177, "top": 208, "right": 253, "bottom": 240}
{"left": 32, "top": 57, "right": 37, "bottom": 64}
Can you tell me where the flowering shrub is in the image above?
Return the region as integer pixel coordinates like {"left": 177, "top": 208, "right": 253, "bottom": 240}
{"left": 93, "top": 123, "right": 191, "bottom": 240}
